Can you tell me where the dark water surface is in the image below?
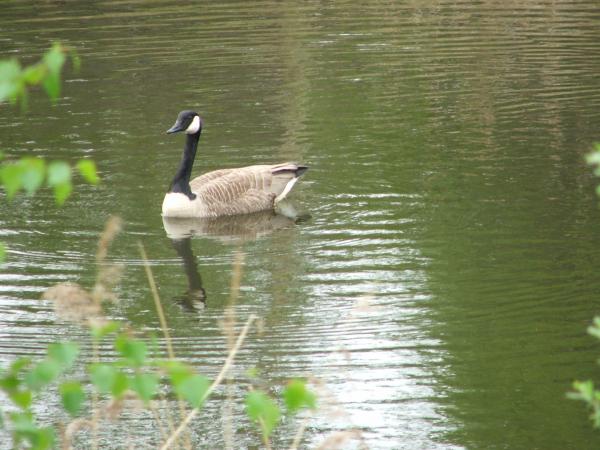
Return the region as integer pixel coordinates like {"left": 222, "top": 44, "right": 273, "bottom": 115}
{"left": 2, "top": 1, "right": 600, "bottom": 448}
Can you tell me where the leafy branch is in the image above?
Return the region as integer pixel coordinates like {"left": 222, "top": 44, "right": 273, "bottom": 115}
{"left": 0, "top": 42, "right": 79, "bottom": 109}
{"left": 0, "top": 44, "right": 98, "bottom": 264}
{"left": 568, "top": 318, "right": 600, "bottom": 427}
{"left": 1, "top": 155, "right": 99, "bottom": 206}
{"left": 569, "top": 145, "right": 600, "bottom": 427}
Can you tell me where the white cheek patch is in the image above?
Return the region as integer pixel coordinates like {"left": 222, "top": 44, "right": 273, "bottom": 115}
{"left": 185, "top": 115, "right": 201, "bottom": 134}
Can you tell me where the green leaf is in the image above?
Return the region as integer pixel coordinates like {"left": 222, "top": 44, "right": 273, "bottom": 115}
{"left": 47, "top": 162, "right": 72, "bottom": 205}
{"left": 10, "top": 414, "right": 56, "bottom": 450}
{"left": 76, "top": 159, "right": 99, "bottom": 185}
{"left": 25, "top": 360, "right": 61, "bottom": 391}
{"left": 9, "top": 411, "right": 34, "bottom": 430}
{"left": 0, "top": 59, "right": 21, "bottom": 80}
{"left": 53, "top": 182, "right": 72, "bottom": 206}
{"left": 22, "top": 64, "right": 47, "bottom": 85}
{"left": 0, "top": 59, "right": 22, "bottom": 103}
{"left": 1, "top": 163, "right": 24, "bottom": 199}
{"left": 43, "top": 43, "right": 66, "bottom": 75}
{"left": 572, "top": 380, "right": 595, "bottom": 403}
{"left": 111, "top": 371, "right": 129, "bottom": 397}
{"left": 115, "top": 334, "right": 147, "bottom": 367}
{"left": 42, "top": 71, "right": 61, "bottom": 102}
{"left": 0, "top": 242, "right": 5, "bottom": 264}
{"left": 90, "top": 321, "right": 120, "bottom": 340}
{"left": 163, "top": 360, "right": 194, "bottom": 387}
{"left": 566, "top": 391, "right": 584, "bottom": 401}
{"left": 89, "top": 363, "right": 128, "bottom": 398}
{"left": 42, "top": 44, "right": 66, "bottom": 102}
{"left": 131, "top": 372, "right": 158, "bottom": 404}
{"left": 47, "top": 161, "right": 71, "bottom": 187}
{"left": 0, "top": 373, "right": 20, "bottom": 392}
{"left": 245, "top": 390, "right": 281, "bottom": 439}
{"left": 283, "top": 379, "right": 317, "bottom": 413}
{"left": 175, "top": 374, "right": 210, "bottom": 408}
{"left": 89, "top": 363, "right": 117, "bottom": 394}
{"left": 60, "top": 381, "right": 85, "bottom": 417}
{"left": 18, "top": 157, "right": 46, "bottom": 196}
{"left": 589, "top": 322, "right": 600, "bottom": 340}
{"left": 9, "top": 389, "right": 32, "bottom": 409}
{"left": 586, "top": 151, "right": 600, "bottom": 166}
{"left": 10, "top": 357, "right": 32, "bottom": 375}
{"left": 36, "top": 427, "right": 56, "bottom": 450}
{"left": 10, "top": 412, "right": 36, "bottom": 445}
{"left": 47, "top": 342, "right": 79, "bottom": 369}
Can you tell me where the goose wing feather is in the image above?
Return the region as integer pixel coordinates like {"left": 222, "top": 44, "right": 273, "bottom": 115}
{"left": 189, "top": 164, "right": 302, "bottom": 216}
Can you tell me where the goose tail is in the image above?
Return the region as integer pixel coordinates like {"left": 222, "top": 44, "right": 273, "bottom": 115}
{"left": 272, "top": 163, "right": 308, "bottom": 177}
{"left": 270, "top": 163, "right": 308, "bottom": 202}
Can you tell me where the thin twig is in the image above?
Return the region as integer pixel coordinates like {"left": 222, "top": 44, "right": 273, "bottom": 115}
{"left": 138, "top": 242, "right": 175, "bottom": 360}
{"left": 223, "top": 250, "right": 244, "bottom": 449}
{"left": 159, "top": 314, "right": 257, "bottom": 450}
{"left": 148, "top": 401, "right": 169, "bottom": 442}
{"left": 91, "top": 341, "right": 99, "bottom": 450}
{"left": 222, "top": 387, "right": 234, "bottom": 450}
{"left": 289, "top": 415, "right": 311, "bottom": 450}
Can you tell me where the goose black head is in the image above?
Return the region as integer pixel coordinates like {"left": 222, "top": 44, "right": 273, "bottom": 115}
{"left": 166, "top": 110, "right": 203, "bottom": 135}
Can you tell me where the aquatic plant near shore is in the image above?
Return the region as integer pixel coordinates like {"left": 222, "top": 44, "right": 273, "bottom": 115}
{"left": 568, "top": 317, "right": 600, "bottom": 427}
{"left": 569, "top": 145, "right": 600, "bottom": 428}
{"left": 0, "top": 217, "right": 322, "bottom": 449}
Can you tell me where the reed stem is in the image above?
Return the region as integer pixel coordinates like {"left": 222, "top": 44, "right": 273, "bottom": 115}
{"left": 159, "top": 314, "right": 256, "bottom": 450}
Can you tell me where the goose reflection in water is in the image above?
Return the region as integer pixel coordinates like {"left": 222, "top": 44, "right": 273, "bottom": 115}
{"left": 163, "top": 201, "right": 307, "bottom": 312}
{"left": 169, "top": 237, "right": 207, "bottom": 312}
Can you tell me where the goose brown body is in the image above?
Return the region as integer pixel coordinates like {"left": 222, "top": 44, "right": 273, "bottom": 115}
{"left": 162, "top": 163, "right": 307, "bottom": 218}
{"left": 162, "top": 111, "right": 308, "bottom": 218}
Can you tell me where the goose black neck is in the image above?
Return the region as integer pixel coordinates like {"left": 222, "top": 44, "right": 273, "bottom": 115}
{"left": 170, "top": 131, "right": 201, "bottom": 200}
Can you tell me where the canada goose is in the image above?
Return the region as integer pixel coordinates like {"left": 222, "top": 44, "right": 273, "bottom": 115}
{"left": 162, "top": 110, "right": 308, "bottom": 218}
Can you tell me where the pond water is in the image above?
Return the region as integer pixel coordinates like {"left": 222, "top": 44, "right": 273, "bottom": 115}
{"left": 2, "top": 1, "right": 600, "bottom": 449}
